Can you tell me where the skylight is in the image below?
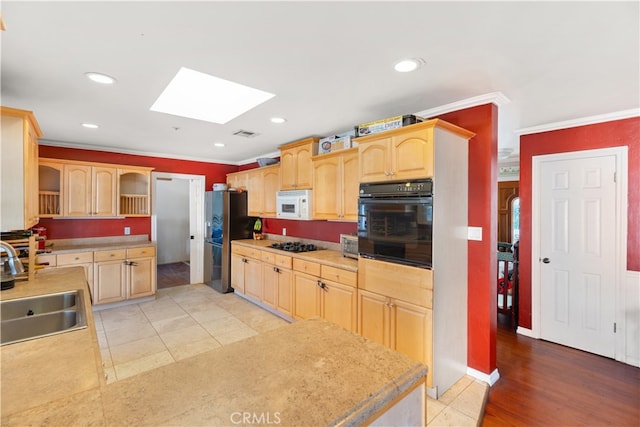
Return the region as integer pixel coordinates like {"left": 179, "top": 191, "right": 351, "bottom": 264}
{"left": 150, "top": 67, "right": 275, "bottom": 124}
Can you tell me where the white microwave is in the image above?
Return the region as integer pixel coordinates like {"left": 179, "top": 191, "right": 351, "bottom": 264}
{"left": 276, "top": 190, "right": 312, "bottom": 220}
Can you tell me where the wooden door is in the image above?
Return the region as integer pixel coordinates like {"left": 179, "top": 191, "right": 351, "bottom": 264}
{"left": 358, "top": 138, "right": 391, "bottom": 183}
{"left": 497, "top": 181, "right": 519, "bottom": 243}
{"left": 539, "top": 153, "right": 617, "bottom": 358}
{"left": 321, "top": 280, "right": 357, "bottom": 332}
{"left": 262, "top": 166, "right": 280, "bottom": 217}
{"left": 392, "top": 128, "right": 433, "bottom": 180}
{"left": 294, "top": 145, "right": 314, "bottom": 189}
{"left": 128, "top": 256, "right": 155, "bottom": 298}
{"left": 312, "top": 155, "right": 340, "bottom": 219}
{"left": 293, "top": 272, "right": 320, "bottom": 320}
{"left": 262, "top": 264, "right": 278, "bottom": 308}
{"left": 230, "top": 253, "right": 246, "bottom": 294}
{"left": 247, "top": 169, "right": 264, "bottom": 216}
{"left": 25, "top": 124, "right": 40, "bottom": 228}
{"left": 64, "top": 164, "right": 91, "bottom": 216}
{"left": 279, "top": 148, "right": 297, "bottom": 190}
{"left": 92, "top": 166, "right": 117, "bottom": 216}
{"left": 94, "top": 260, "right": 126, "bottom": 304}
{"left": 392, "top": 299, "right": 432, "bottom": 371}
{"left": 357, "top": 289, "right": 389, "bottom": 346}
{"left": 243, "top": 257, "right": 263, "bottom": 300}
{"left": 276, "top": 267, "right": 293, "bottom": 316}
{"left": 341, "top": 150, "right": 359, "bottom": 220}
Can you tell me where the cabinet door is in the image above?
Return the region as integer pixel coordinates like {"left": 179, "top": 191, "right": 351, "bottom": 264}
{"left": 129, "top": 256, "right": 155, "bottom": 299}
{"left": 294, "top": 145, "right": 314, "bottom": 189}
{"left": 392, "top": 128, "right": 434, "bottom": 180}
{"left": 93, "top": 166, "right": 117, "bottom": 216}
{"left": 243, "top": 257, "right": 263, "bottom": 300}
{"left": 276, "top": 267, "right": 293, "bottom": 317}
{"left": 64, "top": 164, "right": 92, "bottom": 216}
{"left": 358, "top": 289, "right": 389, "bottom": 346}
{"left": 392, "top": 299, "right": 432, "bottom": 377}
{"left": 358, "top": 138, "right": 392, "bottom": 183}
{"left": 247, "top": 169, "right": 264, "bottom": 216}
{"left": 279, "top": 149, "right": 297, "bottom": 190}
{"left": 231, "top": 253, "right": 246, "bottom": 294}
{"left": 57, "top": 263, "right": 94, "bottom": 299}
{"left": 312, "top": 156, "right": 340, "bottom": 220}
{"left": 262, "top": 264, "right": 278, "bottom": 308}
{"left": 341, "top": 150, "right": 359, "bottom": 220}
{"left": 262, "top": 166, "right": 280, "bottom": 217}
{"left": 293, "top": 272, "right": 321, "bottom": 320}
{"left": 322, "top": 280, "right": 357, "bottom": 332}
{"left": 94, "top": 260, "right": 126, "bottom": 304}
{"left": 25, "top": 125, "right": 40, "bottom": 228}
{"left": 227, "top": 171, "right": 248, "bottom": 191}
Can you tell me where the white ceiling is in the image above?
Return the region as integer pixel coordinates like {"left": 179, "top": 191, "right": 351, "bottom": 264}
{"left": 1, "top": 1, "right": 638, "bottom": 165}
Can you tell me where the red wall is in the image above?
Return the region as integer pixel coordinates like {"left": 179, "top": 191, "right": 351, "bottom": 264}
{"left": 37, "top": 145, "right": 238, "bottom": 239}
{"left": 435, "top": 105, "right": 498, "bottom": 377}
{"left": 262, "top": 218, "right": 356, "bottom": 243}
{"left": 518, "top": 117, "right": 640, "bottom": 329}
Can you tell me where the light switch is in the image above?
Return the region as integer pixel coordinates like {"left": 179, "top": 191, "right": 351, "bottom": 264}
{"left": 468, "top": 226, "right": 482, "bottom": 241}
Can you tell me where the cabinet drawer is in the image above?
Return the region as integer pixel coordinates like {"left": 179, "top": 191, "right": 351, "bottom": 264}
{"left": 94, "top": 249, "right": 126, "bottom": 262}
{"left": 57, "top": 252, "right": 94, "bottom": 265}
{"left": 321, "top": 265, "right": 357, "bottom": 287}
{"left": 274, "top": 254, "right": 292, "bottom": 269}
{"left": 358, "top": 257, "right": 433, "bottom": 308}
{"left": 293, "top": 258, "right": 321, "bottom": 276}
{"left": 127, "top": 246, "right": 155, "bottom": 258}
{"left": 232, "top": 244, "right": 261, "bottom": 259}
{"left": 261, "top": 251, "right": 276, "bottom": 264}
{"left": 36, "top": 254, "right": 57, "bottom": 267}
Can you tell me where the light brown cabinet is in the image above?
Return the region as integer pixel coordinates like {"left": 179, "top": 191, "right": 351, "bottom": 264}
{"left": 93, "top": 246, "right": 156, "bottom": 305}
{"left": 1, "top": 107, "right": 42, "bottom": 230}
{"left": 247, "top": 165, "right": 279, "bottom": 217}
{"left": 261, "top": 251, "right": 292, "bottom": 313}
{"left": 35, "top": 251, "right": 95, "bottom": 297}
{"left": 226, "top": 171, "right": 248, "bottom": 190}
{"left": 118, "top": 168, "right": 152, "bottom": 216}
{"left": 64, "top": 163, "right": 118, "bottom": 217}
{"left": 230, "top": 245, "right": 263, "bottom": 298}
{"left": 38, "top": 161, "right": 64, "bottom": 217}
{"left": 279, "top": 137, "right": 319, "bottom": 190}
{"left": 312, "top": 148, "right": 359, "bottom": 221}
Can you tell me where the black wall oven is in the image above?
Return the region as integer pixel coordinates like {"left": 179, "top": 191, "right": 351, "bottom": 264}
{"left": 358, "top": 179, "right": 433, "bottom": 268}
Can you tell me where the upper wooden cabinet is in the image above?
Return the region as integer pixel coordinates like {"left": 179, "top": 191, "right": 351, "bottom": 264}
{"left": 357, "top": 119, "right": 475, "bottom": 183}
{"left": 279, "top": 137, "right": 319, "bottom": 190}
{"left": 247, "top": 164, "right": 279, "bottom": 217}
{"left": 40, "top": 158, "right": 153, "bottom": 218}
{"left": 312, "top": 148, "right": 359, "bottom": 221}
{"left": 226, "top": 170, "right": 248, "bottom": 190}
{"left": 1, "top": 107, "right": 42, "bottom": 231}
{"left": 118, "top": 168, "right": 152, "bottom": 216}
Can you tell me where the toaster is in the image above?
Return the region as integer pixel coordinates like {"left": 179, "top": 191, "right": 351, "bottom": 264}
{"left": 340, "top": 234, "right": 359, "bottom": 259}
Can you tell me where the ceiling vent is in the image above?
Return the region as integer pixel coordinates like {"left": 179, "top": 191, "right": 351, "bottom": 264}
{"left": 233, "top": 129, "right": 259, "bottom": 138}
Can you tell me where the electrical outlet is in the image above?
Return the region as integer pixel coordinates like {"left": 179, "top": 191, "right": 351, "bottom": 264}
{"left": 124, "top": 227, "right": 131, "bottom": 235}
{"left": 282, "top": 228, "right": 287, "bottom": 236}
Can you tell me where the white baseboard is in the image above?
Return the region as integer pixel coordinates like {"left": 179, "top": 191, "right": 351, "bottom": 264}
{"left": 516, "top": 326, "right": 536, "bottom": 338}
{"left": 467, "top": 367, "right": 500, "bottom": 386}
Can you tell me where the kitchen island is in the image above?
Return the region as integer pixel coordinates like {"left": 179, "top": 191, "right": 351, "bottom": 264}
{"left": 1, "top": 268, "right": 426, "bottom": 426}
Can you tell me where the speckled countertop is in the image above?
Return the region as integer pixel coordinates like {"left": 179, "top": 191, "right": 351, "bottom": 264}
{"left": 41, "top": 235, "right": 155, "bottom": 255}
{"left": 232, "top": 238, "right": 358, "bottom": 272}
{"left": 1, "top": 269, "right": 426, "bottom": 426}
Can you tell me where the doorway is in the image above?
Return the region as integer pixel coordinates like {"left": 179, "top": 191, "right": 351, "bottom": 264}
{"left": 151, "top": 172, "right": 205, "bottom": 288}
{"left": 531, "top": 147, "right": 628, "bottom": 358}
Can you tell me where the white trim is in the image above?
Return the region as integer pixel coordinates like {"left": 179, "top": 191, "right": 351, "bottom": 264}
{"left": 516, "top": 109, "right": 639, "bottom": 135}
{"left": 516, "top": 326, "right": 537, "bottom": 338}
{"left": 466, "top": 367, "right": 500, "bottom": 386}
{"left": 39, "top": 138, "right": 279, "bottom": 167}
{"left": 531, "top": 147, "right": 628, "bottom": 360}
{"left": 414, "top": 91, "right": 510, "bottom": 118}
{"left": 620, "top": 270, "right": 640, "bottom": 367}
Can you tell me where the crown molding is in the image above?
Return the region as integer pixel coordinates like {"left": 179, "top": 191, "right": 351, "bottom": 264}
{"left": 414, "top": 91, "right": 511, "bottom": 118}
{"left": 516, "top": 108, "right": 640, "bottom": 135}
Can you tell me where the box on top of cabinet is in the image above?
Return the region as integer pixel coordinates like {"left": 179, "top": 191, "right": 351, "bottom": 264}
{"left": 318, "top": 129, "right": 357, "bottom": 154}
{"left": 355, "top": 114, "right": 423, "bottom": 137}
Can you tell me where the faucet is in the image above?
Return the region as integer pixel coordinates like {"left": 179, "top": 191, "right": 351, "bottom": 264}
{"left": 0, "top": 241, "right": 25, "bottom": 275}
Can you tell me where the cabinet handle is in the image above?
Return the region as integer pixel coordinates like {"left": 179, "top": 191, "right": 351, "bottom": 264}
{"left": 389, "top": 171, "right": 395, "bottom": 176}
{"left": 242, "top": 258, "right": 248, "bottom": 263}
{"left": 273, "top": 266, "right": 280, "bottom": 273}
{"left": 129, "top": 261, "right": 138, "bottom": 267}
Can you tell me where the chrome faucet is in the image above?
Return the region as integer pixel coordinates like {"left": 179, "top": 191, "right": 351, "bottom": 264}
{"left": 0, "top": 241, "right": 25, "bottom": 275}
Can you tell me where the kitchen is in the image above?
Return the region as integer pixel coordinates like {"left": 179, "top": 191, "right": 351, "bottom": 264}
{"left": 1, "top": 2, "right": 639, "bottom": 426}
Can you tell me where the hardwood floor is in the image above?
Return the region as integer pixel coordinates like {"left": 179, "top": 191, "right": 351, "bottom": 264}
{"left": 156, "top": 261, "right": 190, "bottom": 289}
{"left": 482, "top": 314, "right": 640, "bottom": 426}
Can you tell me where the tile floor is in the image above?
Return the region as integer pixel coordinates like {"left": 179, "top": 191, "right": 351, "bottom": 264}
{"left": 94, "top": 283, "right": 487, "bottom": 426}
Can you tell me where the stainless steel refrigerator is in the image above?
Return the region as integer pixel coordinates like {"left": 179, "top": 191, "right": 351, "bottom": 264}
{"left": 204, "top": 191, "right": 256, "bottom": 293}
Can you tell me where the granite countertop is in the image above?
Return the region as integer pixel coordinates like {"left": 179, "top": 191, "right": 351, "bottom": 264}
{"left": 233, "top": 238, "right": 358, "bottom": 272}
{"left": 1, "top": 269, "right": 425, "bottom": 426}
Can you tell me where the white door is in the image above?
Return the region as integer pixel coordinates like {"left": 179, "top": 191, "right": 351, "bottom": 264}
{"left": 539, "top": 153, "right": 617, "bottom": 357}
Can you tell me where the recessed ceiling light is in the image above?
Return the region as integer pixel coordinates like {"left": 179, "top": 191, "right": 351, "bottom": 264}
{"left": 81, "top": 123, "right": 99, "bottom": 129}
{"left": 270, "top": 117, "right": 286, "bottom": 124}
{"left": 85, "top": 72, "right": 117, "bottom": 84}
{"left": 150, "top": 67, "right": 275, "bottom": 124}
{"left": 214, "top": 142, "right": 225, "bottom": 148}
{"left": 394, "top": 58, "right": 425, "bottom": 73}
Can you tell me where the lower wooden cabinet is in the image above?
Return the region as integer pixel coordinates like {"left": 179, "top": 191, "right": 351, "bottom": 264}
{"left": 55, "top": 252, "right": 95, "bottom": 299}
{"left": 127, "top": 247, "right": 156, "bottom": 299}
{"left": 94, "top": 253, "right": 127, "bottom": 304}
{"left": 293, "top": 271, "right": 321, "bottom": 319}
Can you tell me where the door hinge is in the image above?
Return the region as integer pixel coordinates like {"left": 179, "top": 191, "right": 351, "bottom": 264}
{"left": 614, "top": 322, "right": 617, "bottom": 333}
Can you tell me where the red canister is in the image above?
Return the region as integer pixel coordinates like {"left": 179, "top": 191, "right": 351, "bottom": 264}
{"left": 32, "top": 227, "right": 47, "bottom": 250}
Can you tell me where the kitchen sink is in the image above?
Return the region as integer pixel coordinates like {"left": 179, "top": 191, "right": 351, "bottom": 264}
{"left": 0, "top": 290, "right": 88, "bottom": 345}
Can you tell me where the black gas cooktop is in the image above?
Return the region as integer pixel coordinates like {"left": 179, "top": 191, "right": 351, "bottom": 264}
{"left": 269, "top": 242, "right": 318, "bottom": 253}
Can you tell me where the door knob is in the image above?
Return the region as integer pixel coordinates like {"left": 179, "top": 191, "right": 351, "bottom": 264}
{"left": 542, "top": 257, "right": 551, "bottom": 264}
